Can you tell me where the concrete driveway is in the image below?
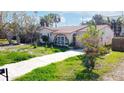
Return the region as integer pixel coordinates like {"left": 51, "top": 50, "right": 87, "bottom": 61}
{"left": 0, "top": 49, "right": 83, "bottom": 81}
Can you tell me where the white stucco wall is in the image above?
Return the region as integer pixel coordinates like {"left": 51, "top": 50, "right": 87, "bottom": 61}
{"left": 37, "top": 26, "right": 114, "bottom": 47}
{"left": 38, "top": 28, "right": 54, "bottom": 43}
{"left": 75, "top": 27, "right": 114, "bottom": 48}
{"left": 101, "top": 27, "right": 114, "bottom": 45}
{"left": 75, "top": 31, "right": 85, "bottom": 48}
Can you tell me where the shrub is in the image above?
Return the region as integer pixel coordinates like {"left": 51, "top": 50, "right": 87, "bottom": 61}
{"left": 42, "top": 35, "right": 49, "bottom": 44}
{"left": 80, "top": 24, "right": 104, "bottom": 71}
{"left": 98, "top": 46, "right": 110, "bottom": 55}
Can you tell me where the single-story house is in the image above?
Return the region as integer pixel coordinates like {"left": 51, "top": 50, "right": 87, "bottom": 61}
{"left": 37, "top": 25, "right": 114, "bottom": 48}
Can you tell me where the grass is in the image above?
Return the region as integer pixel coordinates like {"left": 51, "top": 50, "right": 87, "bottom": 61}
{"left": 0, "top": 51, "right": 34, "bottom": 66}
{"left": 15, "top": 51, "right": 124, "bottom": 81}
{"left": 0, "top": 44, "right": 69, "bottom": 66}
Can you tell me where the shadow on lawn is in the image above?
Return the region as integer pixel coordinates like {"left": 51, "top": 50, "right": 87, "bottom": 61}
{"left": 75, "top": 69, "right": 99, "bottom": 81}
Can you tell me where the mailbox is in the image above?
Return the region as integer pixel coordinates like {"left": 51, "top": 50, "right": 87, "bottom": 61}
{"left": 0, "top": 69, "right": 5, "bottom": 74}
{"left": 0, "top": 68, "right": 8, "bottom": 81}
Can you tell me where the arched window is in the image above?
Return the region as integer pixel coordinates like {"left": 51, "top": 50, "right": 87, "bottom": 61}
{"left": 54, "top": 34, "right": 69, "bottom": 46}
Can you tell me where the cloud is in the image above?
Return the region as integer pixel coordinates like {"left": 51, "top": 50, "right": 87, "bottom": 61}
{"left": 80, "top": 17, "right": 92, "bottom": 22}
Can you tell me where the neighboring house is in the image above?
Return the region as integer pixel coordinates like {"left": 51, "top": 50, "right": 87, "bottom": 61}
{"left": 111, "top": 22, "right": 124, "bottom": 36}
{"left": 37, "top": 25, "right": 114, "bottom": 48}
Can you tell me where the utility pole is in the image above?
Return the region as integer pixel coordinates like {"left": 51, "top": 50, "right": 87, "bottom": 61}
{"left": 122, "top": 11, "right": 124, "bottom": 17}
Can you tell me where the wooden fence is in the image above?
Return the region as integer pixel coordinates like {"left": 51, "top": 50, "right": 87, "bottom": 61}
{"left": 112, "top": 37, "right": 124, "bottom": 52}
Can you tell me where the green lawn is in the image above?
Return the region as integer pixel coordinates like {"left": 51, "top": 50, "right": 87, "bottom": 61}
{"left": 0, "top": 45, "right": 69, "bottom": 66}
{"left": 15, "top": 51, "right": 124, "bottom": 81}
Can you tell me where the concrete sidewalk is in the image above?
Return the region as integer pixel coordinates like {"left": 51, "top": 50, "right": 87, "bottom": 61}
{"left": 0, "top": 49, "right": 83, "bottom": 81}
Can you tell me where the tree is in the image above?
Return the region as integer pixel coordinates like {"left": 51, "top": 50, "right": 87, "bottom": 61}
{"left": 1, "top": 12, "right": 14, "bottom": 44}
{"left": 11, "top": 12, "right": 21, "bottom": 44}
{"left": 110, "top": 16, "right": 124, "bottom": 36}
{"left": 18, "top": 12, "right": 34, "bottom": 43}
{"left": 117, "top": 16, "right": 124, "bottom": 24}
{"left": 30, "top": 12, "right": 39, "bottom": 46}
{"left": 92, "top": 14, "right": 107, "bottom": 25}
{"left": 86, "top": 20, "right": 96, "bottom": 25}
{"left": 40, "top": 13, "right": 61, "bottom": 27}
{"left": 81, "top": 24, "right": 102, "bottom": 49}
{"left": 40, "top": 17, "right": 49, "bottom": 27}
{"left": 53, "top": 14, "right": 61, "bottom": 27}
{"left": 80, "top": 24, "right": 104, "bottom": 71}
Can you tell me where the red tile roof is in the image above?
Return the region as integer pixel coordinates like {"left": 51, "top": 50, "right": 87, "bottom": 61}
{"left": 39, "top": 25, "right": 111, "bottom": 34}
{"left": 53, "top": 25, "right": 87, "bottom": 34}
{"left": 39, "top": 27, "right": 58, "bottom": 31}
{"left": 78, "top": 25, "right": 110, "bottom": 32}
{"left": 96, "top": 25, "right": 110, "bottom": 30}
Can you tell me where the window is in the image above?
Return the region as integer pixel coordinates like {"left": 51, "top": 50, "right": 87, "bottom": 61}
{"left": 61, "top": 37, "right": 64, "bottom": 45}
{"left": 56, "top": 36, "right": 65, "bottom": 45}
{"left": 54, "top": 34, "right": 69, "bottom": 46}
{"left": 57, "top": 37, "right": 61, "bottom": 44}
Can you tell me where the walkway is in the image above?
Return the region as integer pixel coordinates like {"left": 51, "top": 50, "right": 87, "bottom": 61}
{"left": 0, "top": 49, "right": 83, "bottom": 81}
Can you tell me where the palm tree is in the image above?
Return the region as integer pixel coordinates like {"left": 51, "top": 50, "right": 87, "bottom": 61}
{"left": 40, "top": 13, "right": 61, "bottom": 27}
{"left": 40, "top": 17, "right": 49, "bottom": 27}
{"left": 111, "top": 16, "right": 124, "bottom": 36}
{"left": 53, "top": 14, "right": 61, "bottom": 28}
{"left": 117, "top": 16, "right": 124, "bottom": 24}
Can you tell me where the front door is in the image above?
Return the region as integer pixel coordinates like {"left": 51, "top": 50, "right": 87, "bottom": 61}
{"left": 72, "top": 34, "right": 76, "bottom": 47}
{"left": 56, "top": 36, "right": 65, "bottom": 46}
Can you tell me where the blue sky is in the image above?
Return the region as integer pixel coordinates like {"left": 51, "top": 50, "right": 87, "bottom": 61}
{"left": 28, "top": 11, "right": 124, "bottom": 26}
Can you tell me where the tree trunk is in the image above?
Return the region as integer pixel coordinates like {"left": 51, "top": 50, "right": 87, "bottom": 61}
{"left": 16, "top": 27, "right": 20, "bottom": 44}
{"left": 55, "top": 22, "right": 57, "bottom": 28}
{"left": 3, "top": 29, "right": 13, "bottom": 45}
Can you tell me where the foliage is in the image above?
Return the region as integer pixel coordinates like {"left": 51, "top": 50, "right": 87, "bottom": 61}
{"left": 80, "top": 24, "right": 105, "bottom": 70}
{"left": 40, "top": 13, "right": 61, "bottom": 27}
{"left": 80, "top": 24, "right": 103, "bottom": 49}
{"left": 82, "top": 54, "right": 96, "bottom": 70}
{"left": 116, "top": 16, "right": 124, "bottom": 24}
{"left": 92, "top": 14, "right": 108, "bottom": 25}
{"left": 98, "top": 46, "right": 110, "bottom": 55}
{"left": 0, "top": 12, "right": 40, "bottom": 45}
{"left": 42, "top": 35, "right": 49, "bottom": 44}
